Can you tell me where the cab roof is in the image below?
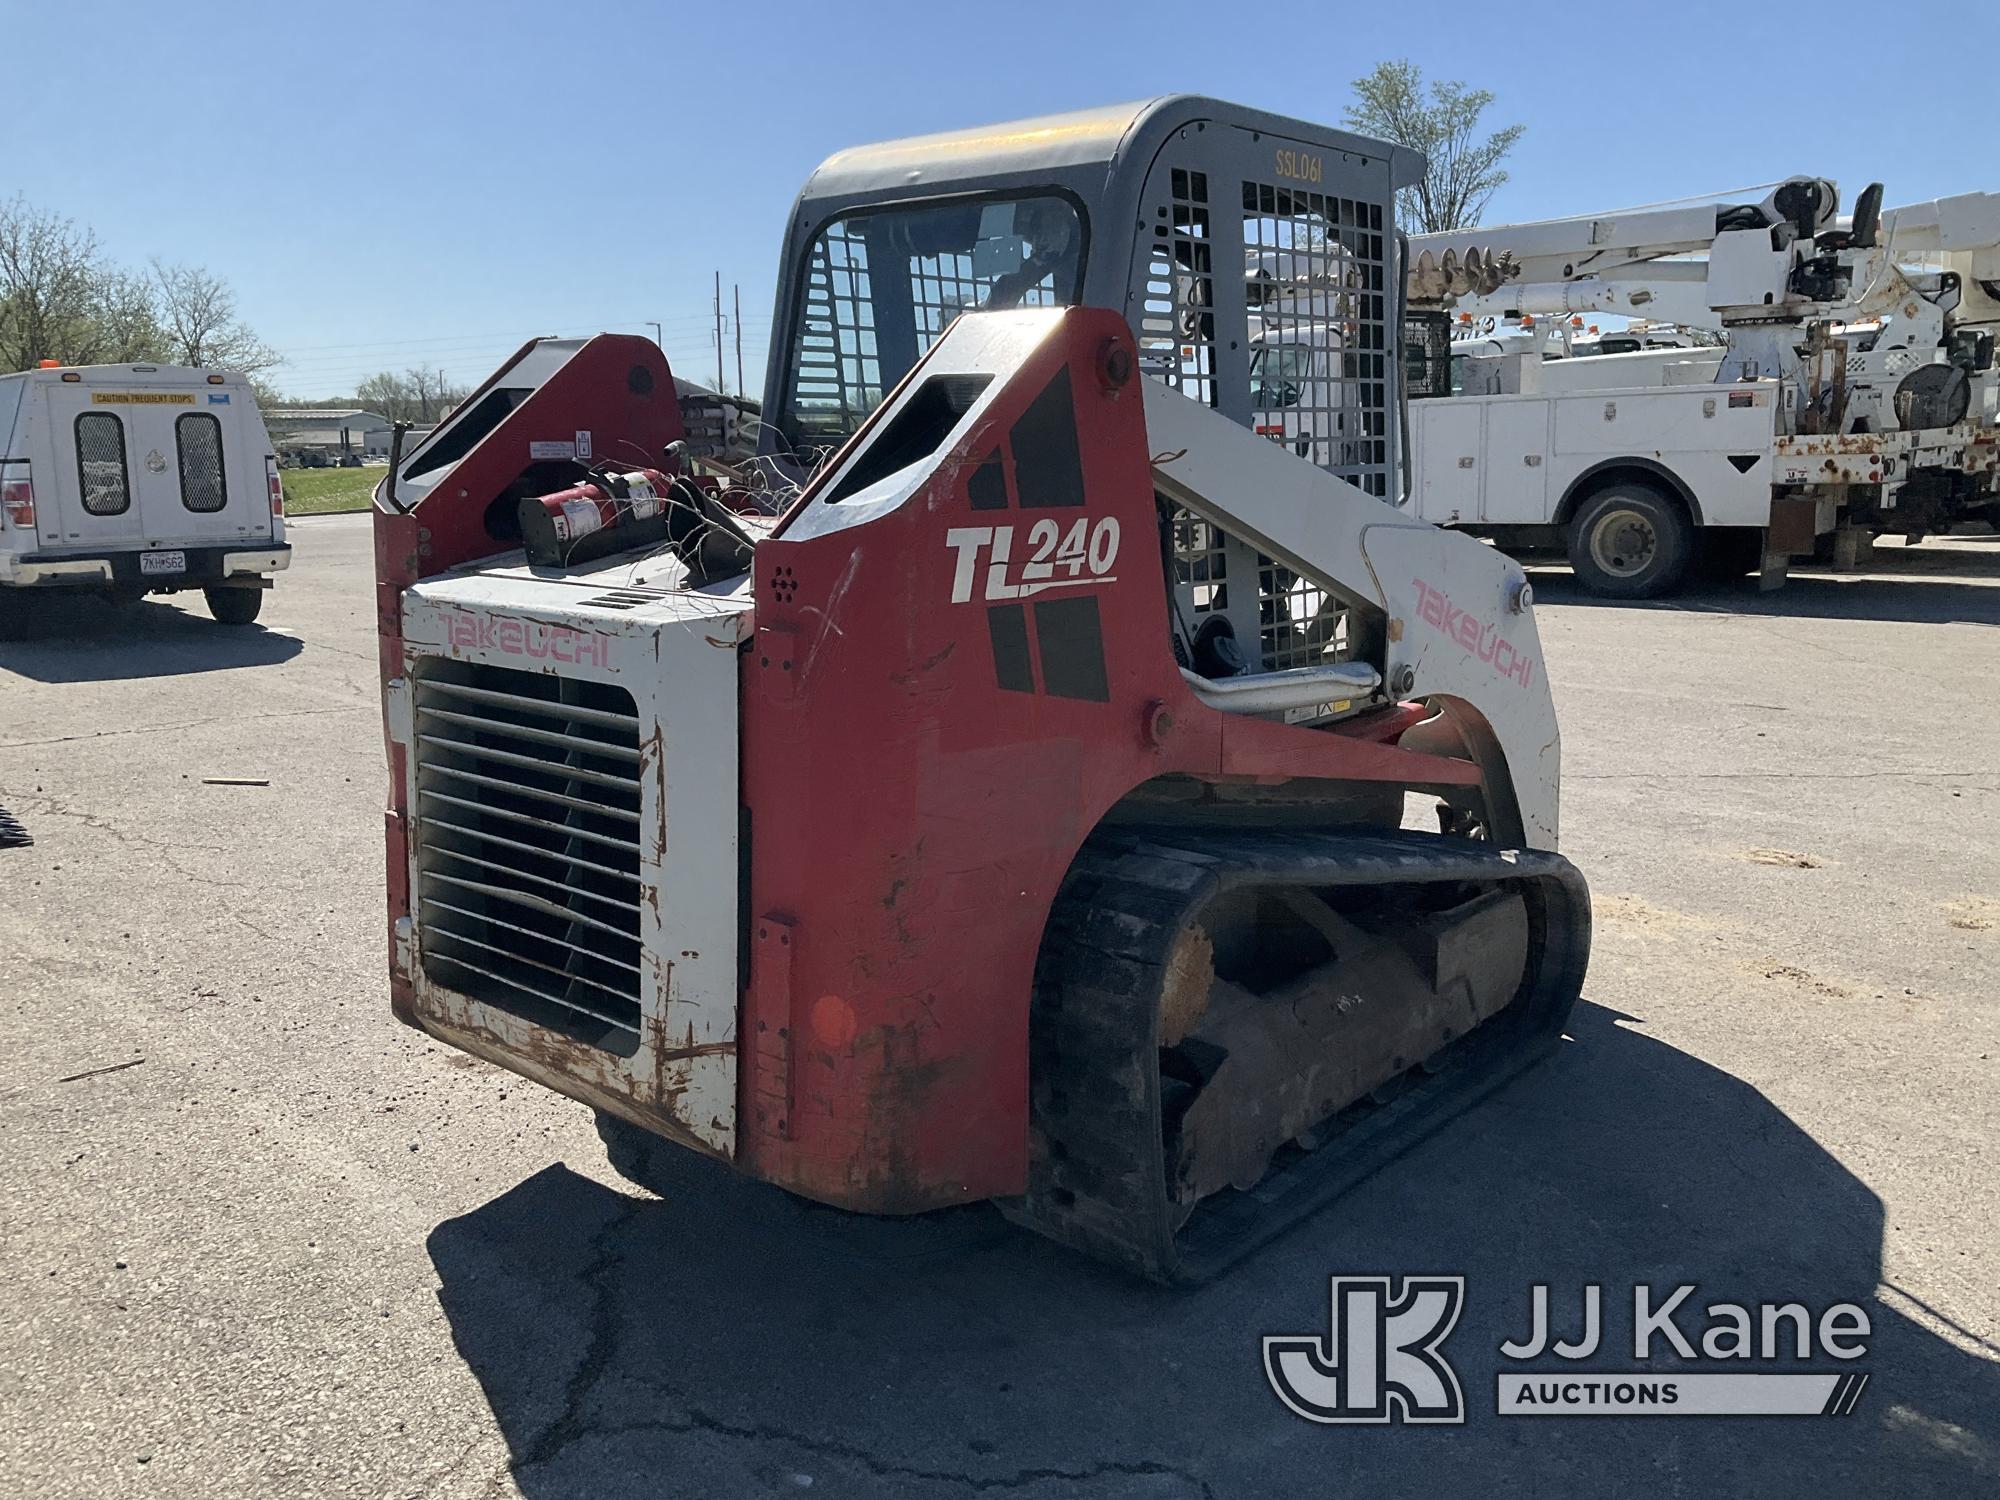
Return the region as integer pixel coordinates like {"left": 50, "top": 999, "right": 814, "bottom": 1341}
{"left": 793, "top": 95, "right": 1420, "bottom": 212}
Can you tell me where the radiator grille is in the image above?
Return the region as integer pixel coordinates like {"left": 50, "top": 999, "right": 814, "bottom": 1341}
{"left": 412, "top": 659, "right": 645, "bottom": 1055}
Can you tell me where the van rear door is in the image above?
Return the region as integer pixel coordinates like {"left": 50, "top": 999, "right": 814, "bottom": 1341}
{"left": 42, "top": 384, "right": 146, "bottom": 553}
{"left": 159, "top": 390, "right": 275, "bottom": 544}
{"left": 147, "top": 401, "right": 240, "bottom": 547}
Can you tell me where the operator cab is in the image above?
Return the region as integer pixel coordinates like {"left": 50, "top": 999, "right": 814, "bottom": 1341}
{"left": 762, "top": 96, "right": 1422, "bottom": 680}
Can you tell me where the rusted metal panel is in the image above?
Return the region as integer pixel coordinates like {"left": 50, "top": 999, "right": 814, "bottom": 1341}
{"left": 748, "top": 915, "right": 795, "bottom": 1141}
{"left": 1769, "top": 495, "right": 1821, "bottom": 555}
{"left": 395, "top": 567, "right": 750, "bottom": 1156}
{"left": 1773, "top": 431, "right": 1892, "bottom": 487}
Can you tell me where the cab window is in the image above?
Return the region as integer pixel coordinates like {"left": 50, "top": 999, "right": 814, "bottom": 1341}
{"left": 782, "top": 196, "right": 1086, "bottom": 451}
{"left": 75, "top": 412, "right": 131, "bottom": 516}
{"left": 1250, "top": 345, "right": 1313, "bottom": 409}
{"left": 177, "top": 412, "right": 228, "bottom": 513}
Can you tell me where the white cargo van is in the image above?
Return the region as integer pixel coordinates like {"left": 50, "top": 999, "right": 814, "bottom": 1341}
{"left": 0, "top": 363, "right": 289, "bottom": 623}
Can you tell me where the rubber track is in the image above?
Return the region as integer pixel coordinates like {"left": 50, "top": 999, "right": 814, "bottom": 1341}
{"left": 1005, "top": 826, "right": 1592, "bottom": 1283}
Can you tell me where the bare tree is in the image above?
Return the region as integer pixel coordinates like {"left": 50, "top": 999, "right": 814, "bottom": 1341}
{"left": 65, "top": 269, "right": 165, "bottom": 365}
{"left": 0, "top": 196, "right": 165, "bottom": 369}
{"left": 403, "top": 365, "right": 466, "bottom": 423}
{"left": 356, "top": 370, "right": 417, "bottom": 423}
{"left": 151, "top": 259, "right": 280, "bottom": 373}
{"left": 1345, "top": 61, "right": 1525, "bottom": 233}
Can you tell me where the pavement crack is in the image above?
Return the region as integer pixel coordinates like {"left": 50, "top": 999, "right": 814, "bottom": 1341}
{"left": 300, "top": 639, "right": 379, "bottom": 664}
{"left": 514, "top": 1196, "right": 647, "bottom": 1474}
{"left": 0, "top": 703, "right": 370, "bottom": 752}
{"left": 669, "top": 1401, "right": 1219, "bottom": 1496}
{"left": 0, "top": 791, "right": 247, "bottom": 886}
{"left": 419, "top": 1430, "right": 497, "bottom": 1496}
{"left": 506, "top": 1218, "right": 1216, "bottom": 1496}
{"left": 521, "top": 1372, "right": 1214, "bottom": 1495}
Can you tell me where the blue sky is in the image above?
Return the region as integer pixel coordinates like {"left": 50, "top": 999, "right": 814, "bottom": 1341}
{"left": 5, "top": 0, "right": 1992, "bottom": 399}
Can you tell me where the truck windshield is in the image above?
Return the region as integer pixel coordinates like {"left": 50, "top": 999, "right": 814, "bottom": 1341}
{"left": 781, "top": 195, "right": 1085, "bottom": 452}
{"left": 1250, "top": 345, "right": 1312, "bottom": 409}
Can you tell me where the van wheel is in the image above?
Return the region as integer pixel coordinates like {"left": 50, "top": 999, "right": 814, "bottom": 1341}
{"left": 1567, "top": 484, "right": 1693, "bottom": 598}
{"left": 204, "top": 586, "right": 264, "bottom": 625}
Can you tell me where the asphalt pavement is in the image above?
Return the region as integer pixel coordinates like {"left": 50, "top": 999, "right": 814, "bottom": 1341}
{"left": 2, "top": 515, "right": 1995, "bottom": 1497}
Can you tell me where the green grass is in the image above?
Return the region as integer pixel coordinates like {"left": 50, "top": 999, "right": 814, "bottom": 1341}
{"left": 282, "top": 465, "right": 387, "bottom": 516}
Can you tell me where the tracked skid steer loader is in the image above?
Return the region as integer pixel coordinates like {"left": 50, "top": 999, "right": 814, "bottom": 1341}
{"left": 372, "top": 97, "right": 1591, "bottom": 1281}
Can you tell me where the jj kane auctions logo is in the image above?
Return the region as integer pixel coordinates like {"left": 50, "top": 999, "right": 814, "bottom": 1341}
{"left": 1266, "top": 1277, "right": 1871, "bottom": 1422}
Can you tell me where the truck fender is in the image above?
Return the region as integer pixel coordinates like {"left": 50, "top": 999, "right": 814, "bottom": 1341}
{"left": 1556, "top": 457, "right": 1703, "bottom": 528}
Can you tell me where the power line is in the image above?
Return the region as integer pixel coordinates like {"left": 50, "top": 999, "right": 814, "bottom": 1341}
{"left": 276, "top": 337, "right": 771, "bottom": 379}
{"left": 274, "top": 311, "right": 766, "bottom": 358}
{"left": 282, "top": 332, "right": 772, "bottom": 376}
{"left": 271, "top": 333, "right": 775, "bottom": 396}
{"left": 274, "top": 332, "right": 778, "bottom": 376}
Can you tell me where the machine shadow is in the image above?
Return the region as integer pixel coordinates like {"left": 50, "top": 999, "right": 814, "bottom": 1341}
{"left": 428, "top": 1003, "right": 1999, "bottom": 1498}
{"left": 1525, "top": 541, "right": 2000, "bottom": 626}
{"left": 0, "top": 593, "right": 301, "bottom": 680}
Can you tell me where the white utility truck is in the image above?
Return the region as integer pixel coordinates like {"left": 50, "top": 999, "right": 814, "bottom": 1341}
{"left": 0, "top": 362, "right": 289, "bottom": 622}
{"left": 1396, "top": 181, "right": 2000, "bottom": 595}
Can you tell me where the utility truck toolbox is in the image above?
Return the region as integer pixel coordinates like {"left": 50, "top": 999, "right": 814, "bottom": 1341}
{"left": 375, "top": 97, "right": 1593, "bottom": 1282}
{"left": 0, "top": 362, "right": 289, "bottom": 624}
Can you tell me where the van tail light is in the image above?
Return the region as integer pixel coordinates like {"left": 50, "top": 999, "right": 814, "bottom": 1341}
{"left": 1, "top": 463, "right": 33, "bottom": 530}
{"left": 266, "top": 456, "right": 284, "bottom": 518}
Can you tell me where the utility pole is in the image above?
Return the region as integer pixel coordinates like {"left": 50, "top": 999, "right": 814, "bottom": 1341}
{"left": 734, "top": 283, "right": 745, "bottom": 398}
{"left": 714, "top": 271, "right": 725, "bottom": 395}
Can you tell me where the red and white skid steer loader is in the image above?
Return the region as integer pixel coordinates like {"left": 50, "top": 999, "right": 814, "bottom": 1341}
{"left": 372, "top": 97, "right": 1591, "bottom": 1281}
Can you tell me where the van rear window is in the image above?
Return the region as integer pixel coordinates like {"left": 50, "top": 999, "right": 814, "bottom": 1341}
{"left": 177, "top": 413, "right": 227, "bottom": 513}
{"left": 75, "top": 412, "right": 131, "bottom": 516}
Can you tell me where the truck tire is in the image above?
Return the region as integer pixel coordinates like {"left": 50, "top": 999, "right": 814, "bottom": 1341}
{"left": 1566, "top": 484, "right": 1693, "bottom": 599}
{"left": 204, "top": 586, "right": 264, "bottom": 625}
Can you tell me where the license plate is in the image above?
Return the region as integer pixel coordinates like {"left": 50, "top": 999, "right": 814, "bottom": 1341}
{"left": 140, "top": 550, "right": 186, "bottom": 575}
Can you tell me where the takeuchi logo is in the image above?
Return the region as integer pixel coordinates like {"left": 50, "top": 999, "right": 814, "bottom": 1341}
{"left": 1412, "top": 578, "right": 1533, "bottom": 689}
{"left": 446, "top": 609, "right": 610, "bottom": 668}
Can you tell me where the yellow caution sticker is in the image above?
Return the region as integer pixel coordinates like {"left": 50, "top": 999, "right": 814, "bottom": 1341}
{"left": 91, "top": 391, "right": 196, "bottom": 405}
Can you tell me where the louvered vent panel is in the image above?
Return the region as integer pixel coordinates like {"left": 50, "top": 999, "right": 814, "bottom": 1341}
{"left": 411, "top": 660, "right": 645, "bottom": 1055}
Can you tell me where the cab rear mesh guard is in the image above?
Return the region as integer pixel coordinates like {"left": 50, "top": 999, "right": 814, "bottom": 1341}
{"left": 1147, "top": 168, "right": 1383, "bottom": 677}
{"left": 1242, "top": 181, "right": 1391, "bottom": 495}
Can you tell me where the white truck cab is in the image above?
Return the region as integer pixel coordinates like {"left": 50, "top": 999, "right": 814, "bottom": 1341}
{"left": 0, "top": 363, "right": 289, "bottom": 623}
